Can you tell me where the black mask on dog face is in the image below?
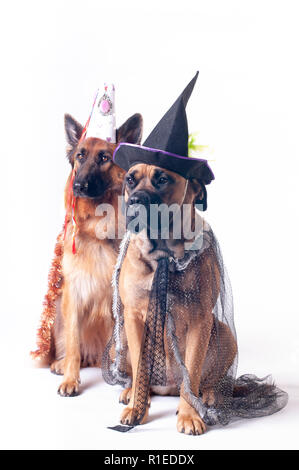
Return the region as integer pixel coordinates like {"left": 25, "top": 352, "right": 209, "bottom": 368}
{"left": 64, "top": 112, "right": 144, "bottom": 199}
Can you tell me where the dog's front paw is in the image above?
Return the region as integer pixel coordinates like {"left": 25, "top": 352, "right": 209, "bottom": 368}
{"left": 58, "top": 378, "right": 80, "bottom": 397}
{"left": 177, "top": 403, "right": 207, "bottom": 435}
{"left": 119, "top": 387, "right": 132, "bottom": 405}
{"left": 50, "top": 359, "right": 65, "bottom": 375}
{"left": 120, "top": 404, "right": 149, "bottom": 426}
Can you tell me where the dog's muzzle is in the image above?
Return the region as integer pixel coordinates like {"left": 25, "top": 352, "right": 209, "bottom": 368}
{"left": 126, "top": 190, "right": 162, "bottom": 233}
{"left": 73, "top": 178, "right": 107, "bottom": 198}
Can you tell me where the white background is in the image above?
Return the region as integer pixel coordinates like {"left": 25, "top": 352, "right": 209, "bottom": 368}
{"left": 0, "top": 0, "right": 298, "bottom": 450}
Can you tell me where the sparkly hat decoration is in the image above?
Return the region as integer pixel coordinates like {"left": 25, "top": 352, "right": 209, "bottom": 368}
{"left": 64, "top": 83, "right": 116, "bottom": 254}
{"left": 85, "top": 83, "right": 116, "bottom": 142}
{"left": 113, "top": 72, "right": 214, "bottom": 185}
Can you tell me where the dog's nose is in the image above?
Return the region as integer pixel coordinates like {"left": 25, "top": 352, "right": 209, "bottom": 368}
{"left": 129, "top": 195, "right": 142, "bottom": 205}
{"left": 128, "top": 191, "right": 150, "bottom": 207}
{"left": 74, "top": 182, "right": 88, "bottom": 192}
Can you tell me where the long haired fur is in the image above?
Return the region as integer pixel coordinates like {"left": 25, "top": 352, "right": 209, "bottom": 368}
{"left": 33, "top": 112, "right": 142, "bottom": 397}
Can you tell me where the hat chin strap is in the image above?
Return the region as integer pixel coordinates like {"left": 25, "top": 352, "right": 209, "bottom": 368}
{"left": 172, "top": 179, "right": 189, "bottom": 216}
{"left": 164, "top": 179, "right": 189, "bottom": 248}
{"left": 180, "top": 179, "right": 189, "bottom": 207}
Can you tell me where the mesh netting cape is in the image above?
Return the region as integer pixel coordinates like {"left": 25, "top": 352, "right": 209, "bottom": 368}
{"left": 103, "top": 227, "right": 288, "bottom": 428}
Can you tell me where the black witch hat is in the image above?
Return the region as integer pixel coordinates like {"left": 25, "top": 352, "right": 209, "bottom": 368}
{"left": 113, "top": 72, "right": 214, "bottom": 185}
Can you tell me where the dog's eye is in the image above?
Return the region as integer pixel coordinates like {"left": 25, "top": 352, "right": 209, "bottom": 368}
{"left": 98, "top": 151, "right": 110, "bottom": 164}
{"left": 157, "top": 176, "right": 168, "bottom": 185}
{"left": 126, "top": 175, "right": 135, "bottom": 186}
{"left": 76, "top": 152, "right": 85, "bottom": 161}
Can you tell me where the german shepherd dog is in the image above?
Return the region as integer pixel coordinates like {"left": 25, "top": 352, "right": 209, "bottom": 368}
{"left": 117, "top": 164, "right": 237, "bottom": 434}
{"left": 51, "top": 113, "right": 143, "bottom": 397}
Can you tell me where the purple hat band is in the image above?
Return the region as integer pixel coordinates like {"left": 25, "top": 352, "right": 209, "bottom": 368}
{"left": 113, "top": 142, "right": 215, "bottom": 181}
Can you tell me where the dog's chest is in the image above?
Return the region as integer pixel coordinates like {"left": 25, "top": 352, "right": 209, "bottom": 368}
{"left": 63, "top": 238, "right": 116, "bottom": 306}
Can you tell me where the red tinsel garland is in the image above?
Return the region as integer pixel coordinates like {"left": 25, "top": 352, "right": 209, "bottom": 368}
{"left": 30, "top": 229, "right": 64, "bottom": 361}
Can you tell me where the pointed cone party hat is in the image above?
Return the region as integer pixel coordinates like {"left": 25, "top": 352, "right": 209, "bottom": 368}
{"left": 113, "top": 72, "right": 214, "bottom": 184}
{"left": 82, "top": 83, "right": 116, "bottom": 143}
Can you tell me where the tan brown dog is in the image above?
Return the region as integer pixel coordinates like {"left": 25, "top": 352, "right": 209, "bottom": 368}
{"left": 50, "top": 113, "right": 143, "bottom": 397}
{"left": 117, "top": 164, "right": 237, "bottom": 434}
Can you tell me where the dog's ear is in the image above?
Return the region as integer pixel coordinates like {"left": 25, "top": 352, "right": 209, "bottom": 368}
{"left": 116, "top": 113, "right": 143, "bottom": 144}
{"left": 190, "top": 178, "right": 208, "bottom": 211}
{"left": 64, "top": 114, "right": 84, "bottom": 165}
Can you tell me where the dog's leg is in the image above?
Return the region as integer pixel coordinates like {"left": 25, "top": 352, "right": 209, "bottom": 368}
{"left": 120, "top": 307, "right": 150, "bottom": 425}
{"left": 57, "top": 286, "right": 81, "bottom": 397}
{"left": 177, "top": 314, "right": 213, "bottom": 435}
{"left": 177, "top": 250, "right": 222, "bottom": 434}
{"left": 50, "top": 296, "right": 66, "bottom": 375}
{"left": 200, "top": 320, "right": 237, "bottom": 404}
